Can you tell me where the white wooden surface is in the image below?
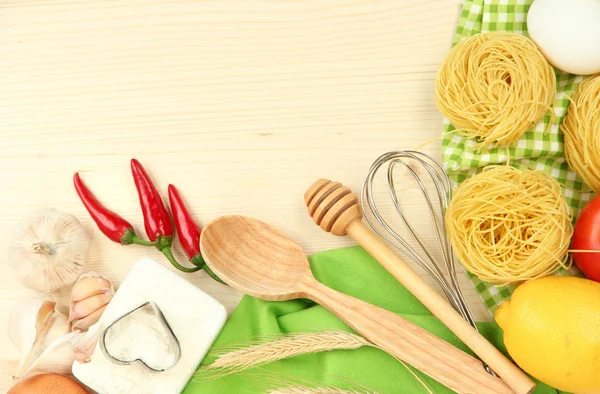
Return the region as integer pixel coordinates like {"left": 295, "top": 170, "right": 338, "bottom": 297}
{"left": 0, "top": 0, "right": 490, "bottom": 391}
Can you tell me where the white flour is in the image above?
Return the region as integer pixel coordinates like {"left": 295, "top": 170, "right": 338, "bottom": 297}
{"left": 104, "top": 304, "right": 178, "bottom": 371}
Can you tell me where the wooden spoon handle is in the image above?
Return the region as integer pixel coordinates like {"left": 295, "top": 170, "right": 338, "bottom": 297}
{"left": 298, "top": 279, "right": 515, "bottom": 394}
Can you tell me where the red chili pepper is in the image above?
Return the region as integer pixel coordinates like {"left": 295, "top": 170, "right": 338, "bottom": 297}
{"left": 73, "top": 173, "right": 155, "bottom": 247}
{"left": 168, "top": 184, "right": 201, "bottom": 262}
{"left": 130, "top": 159, "right": 173, "bottom": 244}
{"left": 168, "top": 184, "right": 225, "bottom": 283}
{"left": 131, "top": 159, "right": 200, "bottom": 273}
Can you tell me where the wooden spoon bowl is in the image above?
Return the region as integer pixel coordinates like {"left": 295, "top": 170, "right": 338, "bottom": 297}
{"left": 200, "top": 216, "right": 310, "bottom": 299}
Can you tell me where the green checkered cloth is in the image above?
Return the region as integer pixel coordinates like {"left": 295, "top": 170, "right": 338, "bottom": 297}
{"left": 441, "top": 0, "right": 595, "bottom": 315}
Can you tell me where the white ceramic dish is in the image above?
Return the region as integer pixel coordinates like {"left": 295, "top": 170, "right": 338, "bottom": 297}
{"left": 73, "top": 258, "right": 227, "bottom": 394}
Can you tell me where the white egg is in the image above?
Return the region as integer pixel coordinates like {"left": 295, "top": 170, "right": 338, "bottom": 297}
{"left": 527, "top": 0, "right": 600, "bottom": 75}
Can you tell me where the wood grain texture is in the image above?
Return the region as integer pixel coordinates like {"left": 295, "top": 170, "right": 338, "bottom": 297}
{"left": 305, "top": 179, "right": 535, "bottom": 394}
{"left": 201, "top": 215, "right": 514, "bottom": 394}
{"left": 0, "top": 0, "right": 490, "bottom": 392}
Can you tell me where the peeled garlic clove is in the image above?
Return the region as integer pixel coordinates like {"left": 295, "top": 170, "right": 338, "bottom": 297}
{"left": 8, "top": 208, "right": 91, "bottom": 292}
{"left": 70, "top": 293, "right": 112, "bottom": 320}
{"left": 72, "top": 305, "right": 108, "bottom": 332}
{"left": 9, "top": 298, "right": 70, "bottom": 378}
{"left": 70, "top": 272, "right": 113, "bottom": 303}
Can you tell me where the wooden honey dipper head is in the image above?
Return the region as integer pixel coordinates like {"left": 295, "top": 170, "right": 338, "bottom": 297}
{"left": 304, "top": 179, "right": 363, "bottom": 236}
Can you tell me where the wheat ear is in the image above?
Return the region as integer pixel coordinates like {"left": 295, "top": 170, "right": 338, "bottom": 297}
{"left": 194, "top": 331, "right": 370, "bottom": 381}
{"left": 212, "top": 331, "right": 369, "bottom": 368}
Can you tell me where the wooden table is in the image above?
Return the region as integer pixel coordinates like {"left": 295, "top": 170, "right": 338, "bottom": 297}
{"left": 0, "top": 0, "right": 489, "bottom": 391}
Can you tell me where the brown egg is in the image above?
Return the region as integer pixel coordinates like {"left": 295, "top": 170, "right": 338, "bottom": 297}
{"left": 8, "top": 373, "right": 88, "bottom": 394}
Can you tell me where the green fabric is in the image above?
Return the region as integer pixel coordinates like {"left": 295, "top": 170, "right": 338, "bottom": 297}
{"left": 441, "top": 0, "right": 595, "bottom": 315}
{"left": 183, "top": 246, "right": 563, "bottom": 393}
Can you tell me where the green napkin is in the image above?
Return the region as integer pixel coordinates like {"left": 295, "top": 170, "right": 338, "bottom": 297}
{"left": 183, "top": 246, "right": 563, "bottom": 393}
{"left": 441, "top": 0, "right": 594, "bottom": 315}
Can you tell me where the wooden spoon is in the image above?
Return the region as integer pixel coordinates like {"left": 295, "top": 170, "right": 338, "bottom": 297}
{"left": 200, "top": 215, "right": 515, "bottom": 394}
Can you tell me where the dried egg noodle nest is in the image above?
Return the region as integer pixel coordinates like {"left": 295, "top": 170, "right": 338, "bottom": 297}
{"left": 561, "top": 75, "right": 600, "bottom": 194}
{"left": 445, "top": 167, "right": 572, "bottom": 286}
{"left": 435, "top": 32, "right": 556, "bottom": 147}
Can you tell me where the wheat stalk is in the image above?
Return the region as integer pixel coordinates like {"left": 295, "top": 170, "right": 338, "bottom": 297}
{"left": 267, "top": 386, "right": 369, "bottom": 394}
{"left": 238, "top": 366, "right": 382, "bottom": 394}
{"left": 193, "top": 330, "right": 432, "bottom": 394}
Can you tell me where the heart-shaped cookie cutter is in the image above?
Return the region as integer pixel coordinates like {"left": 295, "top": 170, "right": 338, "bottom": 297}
{"left": 99, "top": 301, "right": 182, "bottom": 373}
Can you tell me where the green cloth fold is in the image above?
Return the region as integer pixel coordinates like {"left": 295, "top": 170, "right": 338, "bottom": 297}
{"left": 183, "top": 246, "right": 563, "bottom": 393}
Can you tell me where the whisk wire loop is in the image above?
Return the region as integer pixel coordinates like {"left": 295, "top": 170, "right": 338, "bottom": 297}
{"left": 361, "top": 150, "right": 493, "bottom": 375}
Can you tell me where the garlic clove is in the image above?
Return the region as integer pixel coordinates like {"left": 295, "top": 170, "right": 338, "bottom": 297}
{"left": 8, "top": 298, "right": 46, "bottom": 353}
{"left": 69, "top": 272, "right": 114, "bottom": 332}
{"left": 8, "top": 208, "right": 91, "bottom": 292}
{"left": 9, "top": 298, "right": 70, "bottom": 378}
{"left": 21, "top": 331, "right": 79, "bottom": 377}
{"left": 70, "top": 293, "right": 112, "bottom": 320}
{"left": 12, "top": 324, "right": 105, "bottom": 378}
{"left": 72, "top": 322, "right": 104, "bottom": 364}
{"left": 70, "top": 272, "right": 113, "bottom": 303}
{"left": 71, "top": 305, "right": 108, "bottom": 332}
{"left": 19, "top": 324, "right": 102, "bottom": 377}
{"left": 8, "top": 297, "right": 107, "bottom": 377}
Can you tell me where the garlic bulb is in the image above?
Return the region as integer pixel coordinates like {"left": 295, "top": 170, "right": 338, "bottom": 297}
{"left": 70, "top": 272, "right": 114, "bottom": 332}
{"left": 9, "top": 297, "right": 71, "bottom": 378}
{"left": 8, "top": 208, "right": 91, "bottom": 292}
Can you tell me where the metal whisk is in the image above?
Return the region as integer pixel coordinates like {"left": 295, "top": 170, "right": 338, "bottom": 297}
{"left": 360, "top": 150, "right": 495, "bottom": 376}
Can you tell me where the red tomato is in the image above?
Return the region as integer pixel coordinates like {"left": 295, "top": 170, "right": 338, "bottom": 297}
{"left": 572, "top": 195, "right": 600, "bottom": 282}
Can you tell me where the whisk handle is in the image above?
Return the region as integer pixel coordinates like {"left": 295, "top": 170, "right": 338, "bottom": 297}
{"left": 346, "top": 220, "right": 536, "bottom": 394}
{"left": 299, "top": 278, "right": 514, "bottom": 394}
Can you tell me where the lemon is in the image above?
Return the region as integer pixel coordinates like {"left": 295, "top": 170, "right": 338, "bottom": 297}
{"left": 495, "top": 276, "right": 600, "bottom": 393}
